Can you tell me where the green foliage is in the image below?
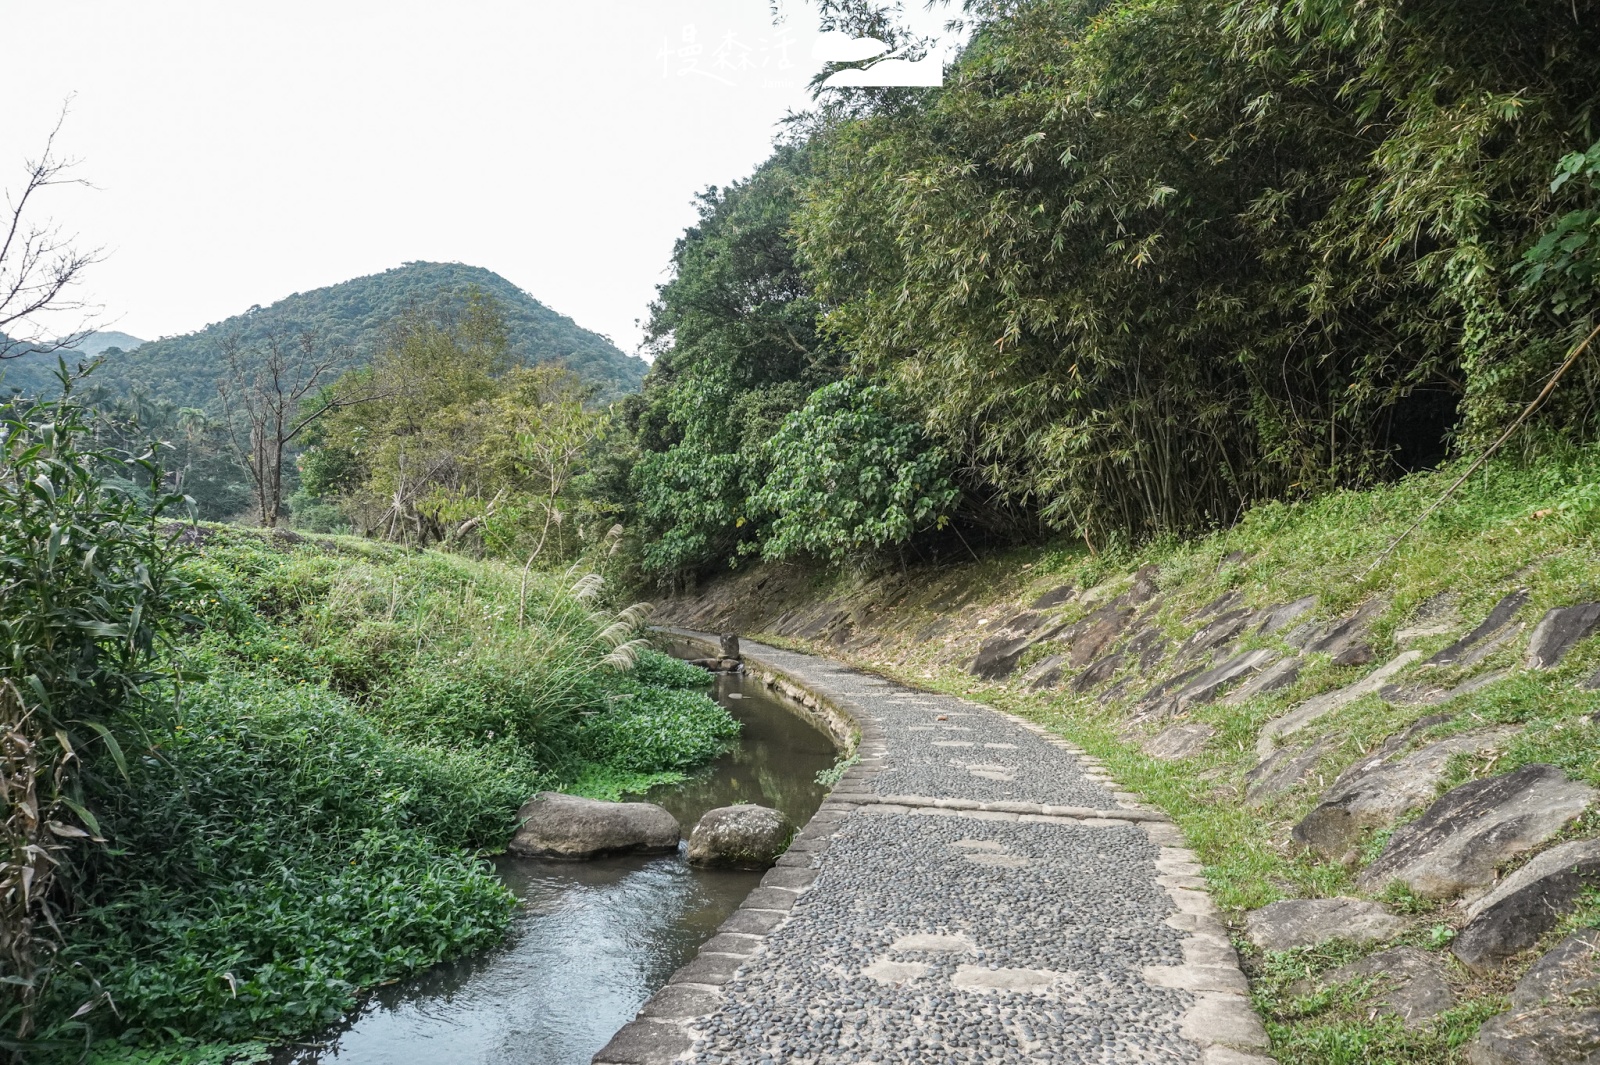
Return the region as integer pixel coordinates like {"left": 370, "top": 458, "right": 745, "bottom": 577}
{"left": 1, "top": 262, "right": 644, "bottom": 406}
{"left": 576, "top": 682, "right": 740, "bottom": 775}
{"left": 84, "top": 1040, "right": 268, "bottom": 1065}
{"left": 779, "top": 434, "right": 1600, "bottom": 1059}
{"left": 301, "top": 300, "right": 613, "bottom": 560}
{"left": 78, "top": 386, "right": 250, "bottom": 522}
{"left": 750, "top": 380, "right": 957, "bottom": 562}
{"left": 0, "top": 373, "right": 201, "bottom": 1040}
{"left": 622, "top": 146, "right": 846, "bottom": 576}
{"left": 12, "top": 527, "right": 736, "bottom": 1055}
{"left": 815, "top": 751, "right": 860, "bottom": 787}
{"left": 788, "top": 0, "right": 1600, "bottom": 544}
{"left": 1521, "top": 141, "right": 1600, "bottom": 317}
{"left": 52, "top": 676, "right": 522, "bottom": 1043}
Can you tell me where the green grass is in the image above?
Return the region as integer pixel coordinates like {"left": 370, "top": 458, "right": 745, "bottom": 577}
{"left": 37, "top": 527, "right": 737, "bottom": 1060}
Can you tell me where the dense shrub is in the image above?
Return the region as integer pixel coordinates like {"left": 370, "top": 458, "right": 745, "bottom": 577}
{"left": 749, "top": 380, "right": 958, "bottom": 562}
{"left": 794, "top": 0, "right": 1600, "bottom": 544}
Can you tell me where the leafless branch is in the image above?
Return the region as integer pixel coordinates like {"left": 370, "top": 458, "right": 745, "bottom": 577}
{"left": 0, "top": 102, "right": 103, "bottom": 360}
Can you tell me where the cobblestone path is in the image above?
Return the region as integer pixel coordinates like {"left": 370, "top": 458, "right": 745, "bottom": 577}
{"left": 594, "top": 636, "right": 1272, "bottom": 1065}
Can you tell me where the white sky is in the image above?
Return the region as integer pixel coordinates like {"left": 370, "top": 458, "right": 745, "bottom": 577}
{"left": 4, "top": 1, "right": 959, "bottom": 358}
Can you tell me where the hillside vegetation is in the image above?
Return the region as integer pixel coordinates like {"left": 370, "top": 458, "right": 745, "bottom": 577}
{"left": 0, "top": 386, "right": 735, "bottom": 1062}
{"left": 1, "top": 262, "right": 645, "bottom": 405}
{"left": 608, "top": 0, "right": 1600, "bottom": 580}
{"left": 659, "top": 443, "right": 1600, "bottom": 1061}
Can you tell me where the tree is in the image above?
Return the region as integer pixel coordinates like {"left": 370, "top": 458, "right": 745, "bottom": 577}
{"left": 623, "top": 144, "right": 845, "bottom": 577}
{"left": 0, "top": 107, "right": 101, "bottom": 361}
{"left": 299, "top": 294, "right": 612, "bottom": 559}
{"left": 749, "top": 379, "right": 958, "bottom": 562}
{"left": 300, "top": 296, "right": 504, "bottom": 542}
{"left": 217, "top": 329, "right": 360, "bottom": 527}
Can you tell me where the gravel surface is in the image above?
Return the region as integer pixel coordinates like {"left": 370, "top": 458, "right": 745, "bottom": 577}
{"left": 608, "top": 636, "right": 1245, "bottom": 1065}
{"left": 685, "top": 813, "right": 1194, "bottom": 1064}
{"left": 738, "top": 652, "right": 1116, "bottom": 808}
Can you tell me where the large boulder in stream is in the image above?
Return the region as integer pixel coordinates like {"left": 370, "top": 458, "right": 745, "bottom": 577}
{"left": 687, "top": 804, "right": 795, "bottom": 868}
{"left": 508, "top": 792, "right": 680, "bottom": 859}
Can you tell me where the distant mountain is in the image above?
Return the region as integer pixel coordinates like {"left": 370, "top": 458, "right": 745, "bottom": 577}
{"left": 72, "top": 330, "right": 147, "bottom": 357}
{"left": 0, "top": 263, "right": 645, "bottom": 405}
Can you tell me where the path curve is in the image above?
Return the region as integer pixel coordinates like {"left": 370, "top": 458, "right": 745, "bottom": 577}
{"left": 594, "top": 633, "right": 1273, "bottom": 1065}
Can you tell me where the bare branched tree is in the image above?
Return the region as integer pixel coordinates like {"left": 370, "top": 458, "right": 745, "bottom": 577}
{"left": 0, "top": 104, "right": 102, "bottom": 360}
{"left": 218, "top": 331, "right": 352, "bottom": 527}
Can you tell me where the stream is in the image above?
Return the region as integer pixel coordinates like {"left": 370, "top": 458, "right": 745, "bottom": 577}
{"left": 279, "top": 664, "right": 837, "bottom": 1064}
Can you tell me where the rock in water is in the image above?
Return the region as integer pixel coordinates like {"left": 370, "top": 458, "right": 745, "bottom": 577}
{"left": 1454, "top": 839, "right": 1600, "bottom": 971}
{"left": 508, "top": 792, "right": 680, "bottom": 859}
{"left": 1357, "top": 764, "right": 1596, "bottom": 900}
{"left": 687, "top": 804, "right": 795, "bottom": 868}
{"left": 1244, "top": 897, "right": 1405, "bottom": 951}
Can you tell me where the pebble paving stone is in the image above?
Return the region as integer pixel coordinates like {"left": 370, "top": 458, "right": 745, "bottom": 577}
{"left": 595, "top": 634, "right": 1273, "bottom": 1065}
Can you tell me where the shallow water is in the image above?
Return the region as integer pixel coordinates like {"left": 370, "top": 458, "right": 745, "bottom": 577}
{"left": 280, "top": 669, "right": 836, "bottom": 1065}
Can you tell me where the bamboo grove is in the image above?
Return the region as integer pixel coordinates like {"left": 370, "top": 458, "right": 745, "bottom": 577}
{"left": 619, "top": 0, "right": 1600, "bottom": 572}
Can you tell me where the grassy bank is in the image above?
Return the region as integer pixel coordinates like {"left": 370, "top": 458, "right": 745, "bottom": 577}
{"left": 41, "top": 529, "right": 735, "bottom": 1062}
{"left": 662, "top": 445, "right": 1600, "bottom": 1063}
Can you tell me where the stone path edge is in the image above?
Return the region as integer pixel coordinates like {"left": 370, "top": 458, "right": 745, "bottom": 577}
{"left": 592, "top": 629, "right": 1273, "bottom": 1065}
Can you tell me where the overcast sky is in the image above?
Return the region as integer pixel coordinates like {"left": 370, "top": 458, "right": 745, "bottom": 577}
{"left": 5, "top": 1, "right": 958, "bottom": 358}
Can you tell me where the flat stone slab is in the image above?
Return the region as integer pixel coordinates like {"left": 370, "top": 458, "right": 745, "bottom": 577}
{"left": 1512, "top": 930, "right": 1600, "bottom": 1009}
{"left": 1256, "top": 651, "right": 1424, "bottom": 757}
{"left": 1525, "top": 602, "right": 1600, "bottom": 669}
{"left": 970, "top": 611, "right": 1052, "bottom": 679}
{"left": 1222, "top": 656, "right": 1302, "bottom": 706}
{"left": 1138, "top": 649, "right": 1278, "bottom": 723}
{"left": 592, "top": 1019, "right": 694, "bottom": 1065}
{"left": 1314, "top": 947, "right": 1455, "bottom": 1028}
{"left": 1145, "top": 722, "right": 1218, "bottom": 760}
{"left": 1293, "top": 727, "right": 1519, "bottom": 858}
{"left": 1454, "top": 839, "right": 1600, "bottom": 970}
{"left": 1245, "top": 735, "right": 1338, "bottom": 802}
{"left": 1358, "top": 763, "right": 1596, "bottom": 899}
{"left": 1245, "top": 897, "right": 1405, "bottom": 952}
{"left": 1467, "top": 1005, "right": 1600, "bottom": 1064}
{"left": 1427, "top": 589, "right": 1528, "bottom": 666}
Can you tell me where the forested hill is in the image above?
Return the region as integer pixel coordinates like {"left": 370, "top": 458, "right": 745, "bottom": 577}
{"left": 0, "top": 262, "right": 645, "bottom": 404}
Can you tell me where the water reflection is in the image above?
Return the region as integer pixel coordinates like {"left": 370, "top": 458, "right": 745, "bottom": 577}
{"left": 280, "top": 668, "right": 836, "bottom": 1065}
